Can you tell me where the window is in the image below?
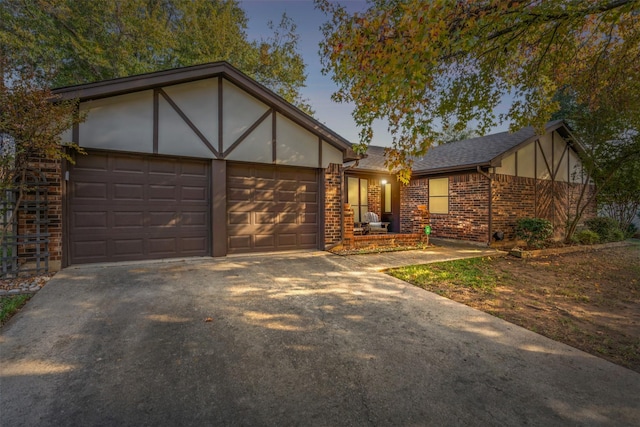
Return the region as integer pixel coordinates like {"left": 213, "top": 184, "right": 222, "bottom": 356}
{"left": 347, "top": 177, "right": 368, "bottom": 222}
{"left": 383, "top": 182, "right": 392, "bottom": 213}
{"left": 429, "top": 178, "right": 449, "bottom": 214}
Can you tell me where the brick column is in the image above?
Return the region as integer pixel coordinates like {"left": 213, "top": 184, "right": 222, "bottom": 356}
{"left": 324, "top": 163, "right": 343, "bottom": 247}
{"left": 343, "top": 203, "right": 354, "bottom": 250}
{"left": 411, "top": 205, "right": 431, "bottom": 244}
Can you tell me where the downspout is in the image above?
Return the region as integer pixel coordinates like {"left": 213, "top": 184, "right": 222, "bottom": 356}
{"left": 477, "top": 166, "right": 493, "bottom": 246}
{"left": 325, "top": 160, "right": 359, "bottom": 251}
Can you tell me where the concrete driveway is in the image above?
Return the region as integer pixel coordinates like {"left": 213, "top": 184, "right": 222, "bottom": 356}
{"left": 2, "top": 247, "right": 639, "bottom": 426}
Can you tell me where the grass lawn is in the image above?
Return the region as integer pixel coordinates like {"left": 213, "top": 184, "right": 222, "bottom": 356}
{"left": 1, "top": 294, "right": 32, "bottom": 326}
{"left": 388, "top": 244, "right": 640, "bottom": 373}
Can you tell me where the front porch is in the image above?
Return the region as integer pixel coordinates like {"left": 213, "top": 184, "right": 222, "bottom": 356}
{"left": 341, "top": 203, "right": 431, "bottom": 251}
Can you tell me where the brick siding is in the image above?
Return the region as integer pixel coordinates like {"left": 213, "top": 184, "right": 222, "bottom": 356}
{"left": 399, "top": 172, "right": 597, "bottom": 244}
{"left": 323, "top": 163, "right": 343, "bottom": 246}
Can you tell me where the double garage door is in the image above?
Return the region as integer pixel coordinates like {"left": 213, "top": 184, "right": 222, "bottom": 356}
{"left": 68, "top": 151, "right": 319, "bottom": 264}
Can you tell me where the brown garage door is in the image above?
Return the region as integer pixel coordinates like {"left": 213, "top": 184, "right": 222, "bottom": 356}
{"left": 68, "top": 151, "right": 210, "bottom": 264}
{"left": 227, "top": 163, "right": 318, "bottom": 254}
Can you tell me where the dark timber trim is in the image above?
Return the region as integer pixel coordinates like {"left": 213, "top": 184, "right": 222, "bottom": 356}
{"left": 223, "top": 109, "right": 272, "bottom": 159}
{"left": 218, "top": 77, "right": 223, "bottom": 155}
{"left": 153, "top": 89, "right": 159, "bottom": 154}
{"left": 211, "top": 159, "right": 227, "bottom": 257}
{"left": 158, "top": 88, "right": 220, "bottom": 157}
{"left": 272, "top": 110, "right": 277, "bottom": 163}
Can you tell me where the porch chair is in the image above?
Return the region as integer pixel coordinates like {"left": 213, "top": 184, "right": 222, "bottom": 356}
{"left": 363, "top": 212, "right": 390, "bottom": 234}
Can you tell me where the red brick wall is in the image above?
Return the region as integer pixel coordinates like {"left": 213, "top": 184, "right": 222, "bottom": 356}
{"left": 324, "top": 163, "right": 343, "bottom": 246}
{"left": 367, "top": 181, "right": 381, "bottom": 218}
{"left": 492, "top": 174, "right": 596, "bottom": 241}
{"left": 399, "top": 179, "right": 429, "bottom": 233}
{"left": 401, "top": 172, "right": 597, "bottom": 245}
{"left": 401, "top": 174, "right": 490, "bottom": 242}
{"left": 491, "top": 174, "right": 536, "bottom": 240}
{"left": 432, "top": 174, "right": 490, "bottom": 242}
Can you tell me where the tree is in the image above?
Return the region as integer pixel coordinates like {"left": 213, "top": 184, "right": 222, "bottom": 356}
{"left": 0, "top": 63, "right": 84, "bottom": 245}
{"left": 318, "top": 0, "right": 640, "bottom": 181}
{"left": 599, "top": 160, "right": 640, "bottom": 235}
{"left": 0, "top": 0, "right": 312, "bottom": 113}
{"left": 551, "top": 80, "right": 640, "bottom": 242}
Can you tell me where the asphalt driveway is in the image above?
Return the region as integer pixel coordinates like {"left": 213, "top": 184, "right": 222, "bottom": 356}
{"left": 2, "top": 247, "right": 639, "bottom": 426}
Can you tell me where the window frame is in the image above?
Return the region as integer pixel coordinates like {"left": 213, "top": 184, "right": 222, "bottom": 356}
{"left": 428, "top": 177, "right": 449, "bottom": 214}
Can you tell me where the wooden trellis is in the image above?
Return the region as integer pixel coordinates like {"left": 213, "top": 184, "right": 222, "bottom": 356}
{"left": 1, "top": 170, "right": 50, "bottom": 278}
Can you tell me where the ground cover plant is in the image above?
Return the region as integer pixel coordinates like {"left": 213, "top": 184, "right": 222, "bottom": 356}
{"left": 388, "top": 244, "right": 640, "bottom": 373}
{"left": 0, "top": 294, "right": 31, "bottom": 326}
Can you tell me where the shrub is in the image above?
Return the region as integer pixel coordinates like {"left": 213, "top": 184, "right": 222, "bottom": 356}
{"left": 573, "top": 230, "right": 600, "bottom": 245}
{"left": 515, "top": 217, "right": 554, "bottom": 248}
{"left": 585, "top": 217, "right": 625, "bottom": 242}
{"left": 625, "top": 223, "right": 638, "bottom": 238}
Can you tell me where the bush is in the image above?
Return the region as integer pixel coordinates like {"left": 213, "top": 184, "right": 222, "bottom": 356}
{"left": 585, "top": 217, "right": 625, "bottom": 242}
{"left": 573, "top": 230, "right": 600, "bottom": 245}
{"left": 625, "top": 223, "right": 638, "bottom": 238}
{"left": 515, "top": 217, "right": 554, "bottom": 248}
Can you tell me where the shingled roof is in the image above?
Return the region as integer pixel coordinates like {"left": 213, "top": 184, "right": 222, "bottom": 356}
{"left": 349, "top": 120, "right": 573, "bottom": 175}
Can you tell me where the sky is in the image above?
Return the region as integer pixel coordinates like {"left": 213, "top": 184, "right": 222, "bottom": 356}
{"left": 239, "top": 0, "right": 395, "bottom": 145}
{"left": 240, "top": 0, "right": 511, "bottom": 147}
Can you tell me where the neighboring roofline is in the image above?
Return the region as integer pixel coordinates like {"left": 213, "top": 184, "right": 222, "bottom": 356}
{"left": 52, "top": 61, "right": 358, "bottom": 161}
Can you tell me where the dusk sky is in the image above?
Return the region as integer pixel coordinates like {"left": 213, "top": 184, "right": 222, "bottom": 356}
{"left": 239, "top": 0, "right": 394, "bottom": 146}
{"left": 240, "top": 0, "right": 511, "bottom": 146}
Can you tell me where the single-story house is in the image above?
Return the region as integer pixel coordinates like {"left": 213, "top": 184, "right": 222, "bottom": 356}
{"left": 345, "top": 120, "right": 596, "bottom": 245}
{"left": 13, "top": 63, "right": 596, "bottom": 273}
{"left": 18, "top": 62, "right": 358, "bottom": 269}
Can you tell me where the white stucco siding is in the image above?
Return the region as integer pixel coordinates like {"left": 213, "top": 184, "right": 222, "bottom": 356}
{"left": 158, "top": 94, "right": 216, "bottom": 158}
{"left": 276, "top": 113, "right": 319, "bottom": 168}
{"left": 495, "top": 153, "right": 516, "bottom": 175}
{"left": 517, "top": 142, "right": 535, "bottom": 178}
{"left": 322, "top": 141, "right": 344, "bottom": 168}
{"left": 162, "top": 79, "right": 218, "bottom": 149}
{"left": 79, "top": 90, "right": 154, "bottom": 153}
{"left": 222, "top": 79, "right": 270, "bottom": 152}
{"left": 73, "top": 76, "right": 347, "bottom": 167}
{"left": 225, "top": 118, "right": 273, "bottom": 163}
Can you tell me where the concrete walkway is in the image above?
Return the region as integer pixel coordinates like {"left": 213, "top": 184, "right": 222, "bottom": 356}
{"left": 1, "top": 246, "right": 639, "bottom": 426}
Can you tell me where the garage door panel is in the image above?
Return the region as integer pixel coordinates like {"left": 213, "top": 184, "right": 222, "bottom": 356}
{"left": 69, "top": 151, "right": 210, "bottom": 264}
{"left": 182, "top": 186, "right": 207, "bottom": 201}
{"left": 255, "top": 189, "right": 274, "bottom": 201}
{"left": 113, "top": 211, "right": 144, "bottom": 228}
{"left": 73, "top": 211, "right": 109, "bottom": 229}
{"left": 299, "top": 233, "right": 317, "bottom": 246}
{"left": 114, "top": 239, "right": 145, "bottom": 256}
{"left": 278, "top": 212, "right": 297, "bottom": 224}
{"left": 72, "top": 241, "right": 107, "bottom": 260}
{"left": 302, "top": 213, "right": 317, "bottom": 224}
{"left": 74, "top": 182, "right": 108, "bottom": 200}
{"left": 228, "top": 212, "right": 250, "bottom": 225}
{"left": 149, "top": 185, "right": 177, "bottom": 201}
{"left": 113, "top": 183, "right": 144, "bottom": 200}
{"left": 228, "top": 235, "right": 251, "bottom": 250}
{"left": 254, "top": 212, "right": 276, "bottom": 224}
{"left": 254, "top": 235, "right": 276, "bottom": 249}
{"left": 227, "top": 162, "right": 318, "bottom": 254}
{"left": 112, "top": 157, "right": 146, "bottom": 174}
